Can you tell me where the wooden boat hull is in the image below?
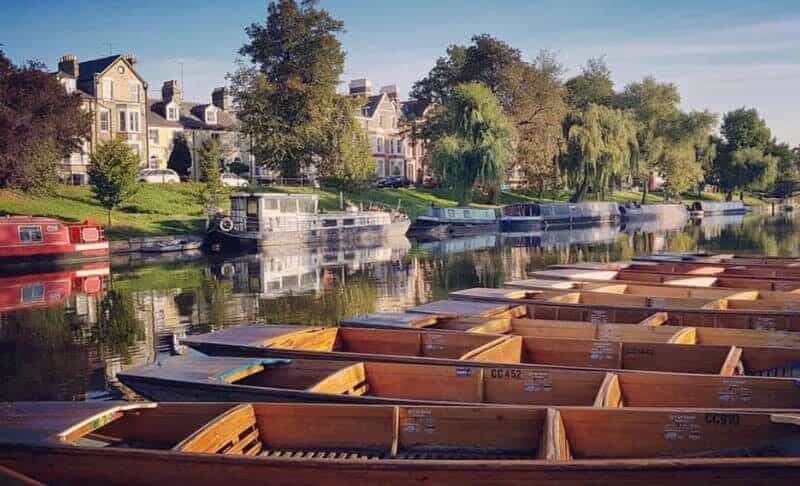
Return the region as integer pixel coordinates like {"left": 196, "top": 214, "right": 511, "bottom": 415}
{"left": 4, "top": 402, "right": 800, "bottom": 485}
{"left": 4, "top": 446, "right": 800, "bottom": 486}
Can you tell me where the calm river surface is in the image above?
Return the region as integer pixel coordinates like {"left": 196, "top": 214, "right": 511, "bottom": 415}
{"left": 3, "top": 211, "right": 799, "bottom": 401}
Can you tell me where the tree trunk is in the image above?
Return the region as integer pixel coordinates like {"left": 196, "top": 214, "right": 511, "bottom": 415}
{"left": 640, "top": 182, "right": 648, "bottom": 205}
{"left": 570, "top": 176, "right": 588, "bottom": 202}
{"left": 107, "top": 207, "right": 112, "bottom": 227}
{"left": 725, "top": 191, "right": 733, "bottom": 201}
{"left": 739, "top": 191, "right": 744, "bottom": 201}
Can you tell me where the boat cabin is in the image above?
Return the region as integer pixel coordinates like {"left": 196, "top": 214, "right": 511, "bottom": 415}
{"left": 229, "top": 193, "right": 319, "bottom": 233}
{"left": 689, "top": 201, "right": 746, "bottom": 216}
{"left": 423, "top": 207, "right": 497, "bottom": 223}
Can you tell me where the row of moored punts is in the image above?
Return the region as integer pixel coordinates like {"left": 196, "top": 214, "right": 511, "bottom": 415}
{"left": 7, "top": 251, "right": 800, "bottom": 484}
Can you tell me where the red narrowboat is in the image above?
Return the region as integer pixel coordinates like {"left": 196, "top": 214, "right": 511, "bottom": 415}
{"left": 0, "top": 262, "right": 109, "bottom": 312}
{"left": 0, "top": 217, "right": 109, "bottom": 273}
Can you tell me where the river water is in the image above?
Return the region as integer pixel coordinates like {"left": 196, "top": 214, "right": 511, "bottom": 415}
{"left": 2, "top": 211, "right": 799, "bottom": 401}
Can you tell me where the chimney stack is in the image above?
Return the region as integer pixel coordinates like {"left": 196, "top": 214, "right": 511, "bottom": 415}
{"left": 162, "top": 80, "right": 181, "bottom": 104}
{"left": 212, "top": 87, "right": 233, "bottom": 112}
{"left": 58, "top": 54, "right": 79, "bottom": 78}
{"left": 349, "top": 78, "right": 372, "bottom": 96}
{"left": 379, "top": 84, "right": 398, "bottom": 101}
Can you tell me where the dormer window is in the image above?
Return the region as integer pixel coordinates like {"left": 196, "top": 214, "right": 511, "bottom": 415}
{"left": 166, "top": 102, "right": 179, "bottom": 121}
{"left": 206, "top": 107, "right": 217, "bottom": 125}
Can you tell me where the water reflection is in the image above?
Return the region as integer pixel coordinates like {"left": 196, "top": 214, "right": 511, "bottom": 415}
{"left": 2, "top": 212, "right": 799, "bottom": 401}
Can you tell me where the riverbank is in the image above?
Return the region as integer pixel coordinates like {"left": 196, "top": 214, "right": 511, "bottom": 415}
{"left": 0, "top": 184, "right": 766, "bottom": 239}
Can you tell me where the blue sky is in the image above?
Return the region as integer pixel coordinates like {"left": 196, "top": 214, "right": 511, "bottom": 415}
{"left": 2, "top": 0, "right": 798, "bottom": 144}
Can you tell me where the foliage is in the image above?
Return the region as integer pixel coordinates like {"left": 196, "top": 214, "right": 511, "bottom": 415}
{"left": 167, "top": 132, "right": 192, "bottom": 177}
{"left": 430, "top": 83, "right": 513, "bottom": 204}
{"left": 713, "top": 108, "right": 777, "bottom": 199}
{"left": 319, "top": 95, "right": 374, "bottom": 188}
{"left": 0, "top": 48, "right": 91, "bottom": 189}
{"left": 87, "top": 139, "right": 140, "bottom": 225}
{"left": 196, "top": 139, "right": 229, "bottom": 214}
{"left": 230, "top": 0, "right": 345, "bottom": 179}
{"left": 565, "top": 57, "right": 615, "bottom": 110}
{"left": 23, "top": 141, "right": 61, "bottom": 196}
{"left": 560, "top": 104, "right": 639, "bottom": 201}
{"left": 719, "top": 108, "right": 771, "bottom": 152}
{"left": 93, "top": 289, "right": 144, "bottom": 364}
{"left": 227, "top": 161, "right": 251, "bottom": 176}
{"left": 410, "top": 36, "right": 568, "bottom": 193}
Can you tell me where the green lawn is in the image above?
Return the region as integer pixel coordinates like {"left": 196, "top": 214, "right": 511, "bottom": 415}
{"left": 0, "top": 183, "right": 766, "bottom": 240}
{"left": 0, "top": 184, "right": 209, "bottom": 238}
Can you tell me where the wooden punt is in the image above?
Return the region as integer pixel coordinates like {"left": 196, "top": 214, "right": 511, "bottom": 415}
{"left": 4, "top": 402, "right": 800, "bottom": 485}
{"left": 183, "top": 323, "right": 800, "bottom": 377}
{"left": 450, "top": 287, "right": 800, "bottom": 331}
{"left": 555, "top": 260, "right": 800, "bottom": 282}
{"left": 528, "top": 266, "right": 800, "bottom": 292}
{"left": 117, "top": 353, "right": 800, "bottom": 409}
{"left": 635, "top": 252, "right": 800, "bottom": 266}
{"left": 504, "top": 278, "right": 800, "bottom": 303}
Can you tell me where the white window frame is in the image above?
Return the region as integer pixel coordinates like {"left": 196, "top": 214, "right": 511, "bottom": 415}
{"left": 129, "top": 111, "right": 140, "bottom": 133}
{"left": 129, "top": 81, "right": 140, "bottom": 102}
{"left": 118, "top": 109, "right": 127, "bottom": 132}
{"left": 149, "top": 128, "right": 159, "bottom": 145}
{"left": 206, "top": 108, "right": 217, "bottom": 125}
{"left": 102, "top": 79, "right": 113, "bottom": 100}
{"left": 167, "top": 103, "right": 179, "bottom": 121}
{"left": 19, "top": 225, "right": 43, "bottom": 244}
{"left": 377, "top": 137, "right": 383, "bottom": 153}
{"left": 99, "top": 109, "right": 110, "bottom": 132}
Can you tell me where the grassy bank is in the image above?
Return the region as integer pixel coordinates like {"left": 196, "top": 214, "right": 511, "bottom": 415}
{"left": 0, "top": 183, "right": 766, "bottom": 239}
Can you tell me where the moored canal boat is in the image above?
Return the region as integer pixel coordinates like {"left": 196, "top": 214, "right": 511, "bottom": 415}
{"left": 688, "top": 201, "right": 747, "bottom": 218}
{"left": 0, "top": 217, "right": 109, "bottom": 272}
{"left": 409, "top": 206, "right": 498, "bottom": 239}
{"left": 206, "top": 193, "right": 410, "bottom": 250}
{"left": 4, "top": 402, "right": 800, "bottom": 485}
{"left": 500, "top": 202, "right": 620, "bottom": 231}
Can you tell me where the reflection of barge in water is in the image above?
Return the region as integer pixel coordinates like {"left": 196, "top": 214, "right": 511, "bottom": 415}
{"left": 207, "top": 193, "right": 410, "bottom": 250}
{"left": 0, "top": 262, "right": 109, "bottom": 313}
{"left": 210, "top": 239, "right": 410, "bottom": 297}
{"left": 415, "top": 234, "right": 499, "bottom": 255}
{"left": 501, "top": 225, "right": 621, "bottom": 249}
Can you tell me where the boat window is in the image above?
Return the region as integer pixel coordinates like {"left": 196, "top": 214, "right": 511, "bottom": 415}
{"left": 343, "top": 219, "right": 355, "bottom": 226}
{"left": 262, "top": 198, "right": 279, "bottom": 211}
{"left": 447, "top": 209, "right": 455, "bottom": 218}
{"left": 463, "top": 209, "right": 471, "bottom": 218}
{"left": 231, "top": 198, "right": 246, "bottom": 211}
{"left": 322, "top": 220, "right": 338, "bottom": 227}
{"left": 19, "top": 225, "right": 43, "bottom": 243}
{"left": 21, "top": 283, "right": 45, "bottom": 303}
{"left": 280, "top": 199, "right": 297, "bottom": 213}
{"left": 247, "top": 199, "right": 259, "bottom": 217}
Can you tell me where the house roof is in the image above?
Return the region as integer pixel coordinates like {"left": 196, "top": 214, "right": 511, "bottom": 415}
{"left": 147, "top": 98, "right": 238, "bottom": 131}
{"left": 77, "top": 55, "right": 120, "bottom": 82}
{"left": 361, "top": 94, "right": 385, "bottom": 118}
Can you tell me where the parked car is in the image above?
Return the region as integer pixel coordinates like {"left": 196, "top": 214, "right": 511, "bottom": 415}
{"left": 137, "top": 169, "right": 181, "bottom": 184}
{"left": 374, "top": 176, "right": 411, "bottom": 189}
{"left": 220, "top": 173, "right": 250, "bottom": 188}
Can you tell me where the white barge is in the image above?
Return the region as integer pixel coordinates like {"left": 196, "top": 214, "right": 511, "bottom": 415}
{"left": 207, "top": 193, "right": 410, "bottom": 250}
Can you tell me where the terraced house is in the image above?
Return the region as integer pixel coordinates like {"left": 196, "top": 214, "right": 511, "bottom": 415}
{"left": 350, "top": 79, "right": 425, "bottom": 182}
{"left": 147, "top": 80, "right": 253, "bottom": 180}
{"left": 56, "top": 54, "right": 149, "bottom": 184}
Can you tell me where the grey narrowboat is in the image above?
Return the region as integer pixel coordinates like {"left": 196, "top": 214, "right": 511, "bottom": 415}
{"left": 409, "top": 206, "right": 498, "bottom": 239}
{"left": 688, "top": 201, "right": 747, "bottom": 218}
{"left": 207, "top": 193, "right": 410, "bottom": 250}
{"left": 501, "top": 202, "right": 620, "bottom": 232}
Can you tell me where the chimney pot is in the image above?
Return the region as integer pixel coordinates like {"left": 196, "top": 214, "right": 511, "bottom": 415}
{"left": 58, "top": 54, "right": 79, "bottom": 78}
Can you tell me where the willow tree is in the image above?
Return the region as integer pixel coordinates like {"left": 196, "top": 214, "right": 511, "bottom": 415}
{"left": 430, "top": 83, "right": 513, "bottom": 204}
{"left": 561, "top": 104, "right": 638, "bottom": 202}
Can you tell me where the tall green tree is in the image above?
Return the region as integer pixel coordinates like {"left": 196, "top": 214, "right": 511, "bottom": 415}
{"left": 409, "top": 36, "right": 568, "bottom": 192}
{"left": 196, "top": 139, "right": 229, "bottom": 214}
{"left": 320, "top": 95, "right": 374, "bottom": 188}
{"left": 87, "top": 139, "right": 139, "bottom": 225}
{"left": 561, "top": 104, "right": 639, "bottom": 202}
{"left": 0, "top": 48, "right": 90, "bottom": 189}
{"left": 713, "top": 108, "right": 775, "bottom": 199}
{"left": 430, "top": 83, "right": 513, "bottom": 204}
{"left": 565, "top": 57, "right": 615, "bottom": 110}
{"left": 613, "top": 77, "right": 682, "bottom": 203}
{"left": 230, "top": 0, "right": 346, "bottom": 178}
{"left": 167, "top": 132, "right": 192, "bottom": 177}
{"left": 719, "top": 108, "right": 771, "bottom": 152}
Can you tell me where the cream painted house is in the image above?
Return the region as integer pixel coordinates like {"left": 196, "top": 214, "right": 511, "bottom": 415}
{"left": 148, "top": 81, "right": 252, "bottom": 179}
{"left": 56, "top": 54, "right": 149, "bottom": 184}
{"left": 350, "top": 79, "right": 423, "bottom": 181}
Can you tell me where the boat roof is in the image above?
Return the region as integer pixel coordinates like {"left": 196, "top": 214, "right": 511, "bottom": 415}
{"left": 406, "top": 299, "right": 514, "bottom": 317}
{"left": 0, "top": 216, "right": 66, "bottom": 225}
{"left": 120, "top": 354, "right": 293, "bottom": 385}
{"left": 341, "top": 312, "right": 443, "bottom": 329}
{"left": 182, "top": 324, "right": 322, "bottom": 348}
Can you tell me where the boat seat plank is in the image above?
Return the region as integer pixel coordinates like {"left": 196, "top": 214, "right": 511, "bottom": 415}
{"left": 538, "top": 409, "right": 572, "bottom": 461}
{"left": 719, "top": 346, "right": 743, "bottom": 376}
{"left": 667, "top": 328, "right": 697, "bottom": 345}
{"left": 307, "top": 363, "right": 368, "bottom": 396}
{"left": 173, "top": 404, "right": 261, "bottom": 456}
{"left": 592, "top": 373, "right": 624, "bottom": 408}
{"left": 458, "top": 336, "right": 519, "bottom": 362}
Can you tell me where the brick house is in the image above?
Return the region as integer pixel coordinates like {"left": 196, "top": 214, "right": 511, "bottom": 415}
{"left": 147, "top": 81, "right": 253, "bottom": 180}
{"left": 56, "top": 54, "right": 149, "bottom": 184}
{"left": 350, "top": 79, "right": 424, "bottom": 181}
